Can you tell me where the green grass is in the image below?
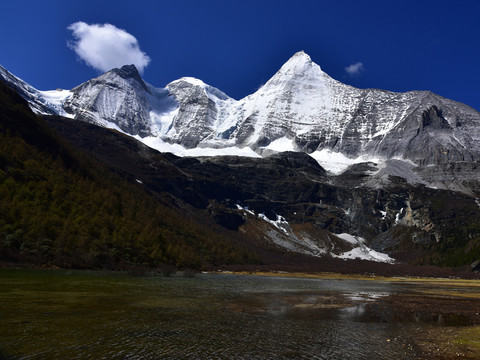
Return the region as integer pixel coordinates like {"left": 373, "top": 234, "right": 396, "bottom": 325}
{"left": 455, "top": 326, "right": 480, "bottom": 353}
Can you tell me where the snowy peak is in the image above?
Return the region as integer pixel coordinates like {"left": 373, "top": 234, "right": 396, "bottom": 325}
{"left": 71, "top": 64, "right": 148, "bottom": 94}
{"left": 292, "top": 50, "right": 311, "bottom": 61}
{"left": 277, "top": 50, "right": 320, "bottom": 74}
{"left": 229, "top": 51, "right": 360, "bottom": 152}
{"left": 109, "top": 64, "right": 149, "bottom": 92}
{"left": 63, "top": 64, "right": 166, "bottom": 137}
{"left": 169, "top": 77, "right": 208, "bottom": 88}
{"left": 265, "top": 51, "right": 326, "bottom": 86}
{"left": 3, "top": 52, "right": 480, "bottom": 179}
{"left": 167, "top": 77, "right": 231, "bottom": 101}
{"left": 115, "top": 64, "right": 141, "bottom": 77}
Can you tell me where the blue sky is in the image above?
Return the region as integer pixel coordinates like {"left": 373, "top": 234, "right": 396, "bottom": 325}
{"left": 1, "top": 0, "right": 479, "bottom": 110}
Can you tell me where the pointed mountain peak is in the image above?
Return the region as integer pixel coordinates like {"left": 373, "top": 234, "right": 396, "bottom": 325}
{"left": 264, "top": 51, "right": 326, "bottom": 87}
{"left": 70, "top": 64, "right": 150, "bottom": 94}
{"left": 282, "top": 51, "right": 318, "bottom": 68}
{"left": 110, "top": 64, "right": 143, "bottom": 82}
{"left": 114, "top": 64, "right": 141, "bottom": 77}
{"left": 106, "top": 64, "right": 149, "bottom": 92}
{"left": 290, "top": 50, "right": 312, "bottom": 62}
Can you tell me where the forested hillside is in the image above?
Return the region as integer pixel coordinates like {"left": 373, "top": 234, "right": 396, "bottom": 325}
{"left": 0, "top": 81, "right": 259, "bottom": 270}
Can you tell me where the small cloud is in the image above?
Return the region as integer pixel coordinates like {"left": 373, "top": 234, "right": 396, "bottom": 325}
{"left": 345, "top": 62, "right": 365, "bottom": 76}
{"left": 67, "top": 22, "right": 150, "bottom": 73}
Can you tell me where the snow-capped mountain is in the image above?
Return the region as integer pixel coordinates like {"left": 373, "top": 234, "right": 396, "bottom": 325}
{"left": 4, "top": 55, "right": 480, "bottom": 267}
{"left": 2, "top": 51, "right": 480, "bottom": 171}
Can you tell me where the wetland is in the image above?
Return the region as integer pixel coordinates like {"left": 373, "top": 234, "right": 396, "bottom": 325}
{"left": 1, "top": 269, "right": 480, "bottom": 359}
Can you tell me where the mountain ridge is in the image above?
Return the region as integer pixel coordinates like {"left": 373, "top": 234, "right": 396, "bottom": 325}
{"left": 2, "top": 52, "right": 480, "bottom": 194}
{"left": 3, "top": 62, "right": 480, "bottom": 272}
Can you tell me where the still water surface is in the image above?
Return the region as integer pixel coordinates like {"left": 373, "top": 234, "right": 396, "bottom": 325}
{"left": 0, "top": 270, "right": 474, "bottom": 359}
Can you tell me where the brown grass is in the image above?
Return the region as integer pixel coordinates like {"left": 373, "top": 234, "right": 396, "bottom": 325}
{"left": 214, "top": 270, "right": 480, "bottom": 285}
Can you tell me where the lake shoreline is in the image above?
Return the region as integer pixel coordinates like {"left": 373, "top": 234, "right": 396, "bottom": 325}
{"left": 212, "top": 269, "right": 480, "bottom": 285}
{"left": 1, "top": 268, "right": 480, "bottom": 359}
{"left": 2, "top": 258, "right": 480, "bottom": 280}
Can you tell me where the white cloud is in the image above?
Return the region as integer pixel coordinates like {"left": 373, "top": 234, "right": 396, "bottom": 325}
{"left": 67, "top": 22, "right": 150, "bottom": 73}
{"left": 345, "top": 62, "right": 365, "bottom": 76}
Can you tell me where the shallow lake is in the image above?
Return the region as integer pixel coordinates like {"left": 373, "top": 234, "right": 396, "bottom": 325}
{"left": 0, "top": 269, "right": 479, "bottom": 359}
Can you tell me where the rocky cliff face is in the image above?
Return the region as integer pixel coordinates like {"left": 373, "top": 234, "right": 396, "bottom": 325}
{"left": 3, "top": 58, "right": 480, "bottom": 266}
{"left": 3, "top": 52, "right": 480, "bottom": 168}
{"left": 164, "top": 77, "right": 233, "bottom": 147}
{"left": 63, "top": 65, "right": 177, "bottom": 137}
{"left": 40, "top": 114, "right": 480, "bottom": 267}
{"left": 2, "top": 52, "right": 480, "bottom": 195}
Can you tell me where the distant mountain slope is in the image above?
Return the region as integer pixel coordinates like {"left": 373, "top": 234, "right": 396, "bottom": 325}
{"left": 2, "top": 78, "right": 480, "bottom": 274}
{"left": 3, "top": 53, "right": 480, "bottom": 274}
{"left": 0, "top": 80, "right": 260, "bottom": 270}
{"left": 1, "top": 79, "right": 402, "bottom": 272}
{"left": 43, "top": 112, "right": 480, "bottom": 270}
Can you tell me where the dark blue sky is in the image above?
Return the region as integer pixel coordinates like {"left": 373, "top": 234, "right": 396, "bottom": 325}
{"left": 2, "top": 0, "right": 479, "bottom": 110}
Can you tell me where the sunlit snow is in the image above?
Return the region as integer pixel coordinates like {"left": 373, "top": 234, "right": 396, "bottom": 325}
{"left": 149, "top": 108, "right": 178, "bottom": 135}
{"left": 310, "top": 149, "right": 381, "bottom": 174}
{"left": 169, "top": 77, "right": 207, "bottom": 88}
{"left": 334, "top": 233, "right": 394, "bottom": 263}
{"left": 258, "top": 213, "right": 290, "bottom": 234}
{"left": 236, "top": 205, "right": 290, "bottom": 234}
{"left": 236, "top": 204, "right": 255, "bottom": 216}
{"left": 335, "top": 233, "right": 359, "bottom": 245}
{"left": 234, "top": 207, "right": 393, "bottom": 262}
{"left": 37, "top": 89, "right": 73, "bottom": 118}
{"left": 395, "top": 208, "right": 404, "bottom": 224}
{"left": 38, "top": 89, "right": 72, "bottom": 103}
{"left": 264, "top": 137, "right": 296, "bottom": 152}
{"left": 136, "top": 136, "right": 261, "bottom": 158}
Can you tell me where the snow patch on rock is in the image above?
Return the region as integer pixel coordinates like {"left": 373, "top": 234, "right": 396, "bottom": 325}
{"left": 264, "top": 137, "right": 297, "bottom": 152}
{"left": 334, "top": 233, "right": 395, "bottom": 263}
{"left": 258, "top": 213, "right": 290, "bottom": 234}
{"left": 137, "top": 136, "right": 261, "bottom": 158}
{"left": 310, "top": 149, "right": 381, "bottom": 175}
{"left": 38, "top": 89, "right": 74, "bottom": 117}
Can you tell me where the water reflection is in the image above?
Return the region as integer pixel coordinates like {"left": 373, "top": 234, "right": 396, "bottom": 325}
{"left": 0, "top": 271, "right": 478, "bottom": 359}
{"left": 229, "top": 287, "right": 473, "bottom": 329}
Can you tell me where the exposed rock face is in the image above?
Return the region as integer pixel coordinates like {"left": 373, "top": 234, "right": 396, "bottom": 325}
{"left": 63, "top": 65, "right": 174, "bottom": 137}
{"left": 4, "top": 53, "right": 480, "bottom": 266}
{"left": 4, "top": 52, "right": 480, "bottom": 169}
{"left": 42, "top": 114, "right": 480, "bottom": 266}
{"left": 165, "top": 78, "right": 232, "bottom": 148}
